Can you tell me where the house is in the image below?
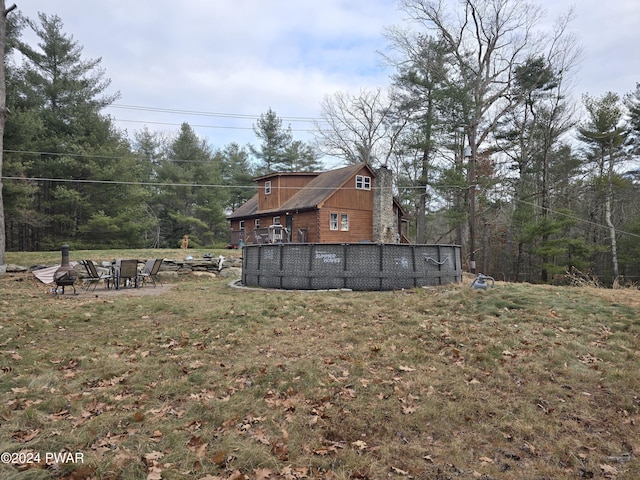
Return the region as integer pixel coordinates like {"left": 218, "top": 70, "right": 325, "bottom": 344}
{"left": 227, "top": 163, "right": 408, "bottom": 247}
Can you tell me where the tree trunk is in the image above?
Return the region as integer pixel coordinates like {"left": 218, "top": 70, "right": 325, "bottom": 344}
{"left": 416, "top": 193, "right": 426, "bottom": 243}
{"left": 0, "top": 2, "right": 16, "bottom": 273}
{"left": 606, "top": 148, "right": 619, "bottom": 287}
{"left": 482, "top": 221, "right": 489, "bottom": 274}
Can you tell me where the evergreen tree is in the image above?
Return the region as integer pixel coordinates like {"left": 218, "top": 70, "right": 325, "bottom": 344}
{"left": 577, "top": 92, "right": 629, "bottom": 285}
{"left": 282, "top": 140, "right": 322, "bottom": 172}
{"left": 4, "top": 12, "right": 146, "bottom": 250}
{"left": 152, "top": 123, "right": 226, "bottom": 247}
{"left": 219, "top": 142, "right": 255, "bottom": 211}
{"left": 624, "top": 83, "right": 640, "bottom": 155}
{"left": 250, "top": 108, "right": 293, "bottom": 174}
{"left": 387, "top": 34, "right": 456, "bottom": 243}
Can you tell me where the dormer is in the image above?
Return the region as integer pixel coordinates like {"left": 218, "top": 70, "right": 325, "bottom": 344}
{"left": 255, "top": 172, "right": 319, "bottom": 211}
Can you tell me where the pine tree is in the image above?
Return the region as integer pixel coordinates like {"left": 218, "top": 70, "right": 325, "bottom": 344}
{"left": 4, "top": 13, "right": 144, "bottom": 250}
{"left": 152, "top": 123, "right": 226, "bottom": 247}
{"left": 250, "top": 108, "right": 293, "bottom": 174}
{"left": 578, "top": 92, "right": 629, "bottom": 285}
{"left": 219, "top": 142, "right": 255, "bottom": 210}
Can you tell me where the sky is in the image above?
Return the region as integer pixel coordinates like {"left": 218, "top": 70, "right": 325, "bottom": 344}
{"left": 13, "top": 0, "right": 640, "bottom": 162}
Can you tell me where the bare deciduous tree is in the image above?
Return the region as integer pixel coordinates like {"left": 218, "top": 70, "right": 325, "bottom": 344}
{"left": 314, "top": 88, "right": 406, "bottom": 167}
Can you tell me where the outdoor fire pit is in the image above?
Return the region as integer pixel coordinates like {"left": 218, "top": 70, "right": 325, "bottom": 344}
{"left": 53, "top": 244, "right": 78, "bottom": 294}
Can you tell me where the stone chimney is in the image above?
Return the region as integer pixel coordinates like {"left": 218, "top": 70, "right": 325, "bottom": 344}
{"left": 372, "top": 166, "right": 398, "bottom": 243}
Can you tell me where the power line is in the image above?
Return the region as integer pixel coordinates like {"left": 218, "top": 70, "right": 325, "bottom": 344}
{"left": 5, "top": 148, "right": 206, "bottom": 165}
{"left": 112, "top": 118, "right": 322, "bottom": 133}
{"left": 3, "top": 148, "right": 328, "bottom": 165}
{"left": 0, "top": 175, "right": 249, "bottom": 188}
{"left": 513, "top": 197, "right": 640, "bottom": 240}
{"left": 1, "top": 175, "right": 386, "bottom": 191}
{"left": 108, "top": 104, "right": 328, "bottom": 123}
{"left": 3, "top": 153, "right": 639, "bottom": 239}
{"left": 4, "top": 149, "right": 130, "bottom": 160}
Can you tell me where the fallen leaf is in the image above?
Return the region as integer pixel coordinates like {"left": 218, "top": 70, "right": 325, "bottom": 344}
{"left": 146, "top": 465, "right": 163, "bottom": 480}
{"left": 228, "top": 471, "right": 247, "bottom": 480}
{"left": 254, "top": 468, "right": 274, "bottom": 480}
{"left": 351, "top": 440, "right": 367, "bottom": 450}
{"left": 11, "top": 429, "right": 41, "bottom": 442}
{"left": 600, "top": 464, "right": 619, "bottom": 475}
{"left": 211, "top": 450, "right": 228, "bottom": 467}
{"left": 143, "top": 451, "right": 164, "bottom": 462}
{"left": 398, "top": 365, "right": 416, "bottom": 372}
{"left": 391, "top": 466, "right": 409, "bottom": 475}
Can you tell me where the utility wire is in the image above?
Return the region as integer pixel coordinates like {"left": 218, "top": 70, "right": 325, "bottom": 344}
{"left": 108, "top": 104, "right": 328, "bottom": 123}
{"left": 0, "top": 175, "right": 382, "bottom": 191}
{"left": 0, "top": 176, "right": 250, "bottom": 188}
{"left": 113, "top": 118, "right": 323, "bottom": 133}
{"left": 3, "top": 152, "right": 639, "bottom": 239}
{"left": 513, "top": 197, "right": 640, "bottom": 239}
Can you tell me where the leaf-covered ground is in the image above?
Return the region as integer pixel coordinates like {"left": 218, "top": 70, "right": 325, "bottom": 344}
{"left": 0, "top": 268, "right": 639, "bottom": 479}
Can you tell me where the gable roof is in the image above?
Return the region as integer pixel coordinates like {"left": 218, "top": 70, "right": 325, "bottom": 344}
{"left": 227, "top": 163, "right": 373, "bottom": 219}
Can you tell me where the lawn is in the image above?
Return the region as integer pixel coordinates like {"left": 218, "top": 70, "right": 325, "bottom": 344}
{"left": 1, "top": 251, "right": 639, "bottom": 479}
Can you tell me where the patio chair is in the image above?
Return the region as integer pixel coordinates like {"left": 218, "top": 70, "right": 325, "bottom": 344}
{"left": 82, "top": 260, "right": 115, "bottom": 291}
{"left": 140, "top": 258, "right": 163, "bottom": 287}
{"left": 115, "top": 259, "right": 140, "bottom": 289}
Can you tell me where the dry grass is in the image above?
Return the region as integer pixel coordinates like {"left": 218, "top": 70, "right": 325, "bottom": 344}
{"left": 0, "top": 254, "right": 639, "bottom": 480}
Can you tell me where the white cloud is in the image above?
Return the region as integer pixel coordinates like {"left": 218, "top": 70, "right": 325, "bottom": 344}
{"left": 13, "top": 0, "right": 640, "bottom": 152}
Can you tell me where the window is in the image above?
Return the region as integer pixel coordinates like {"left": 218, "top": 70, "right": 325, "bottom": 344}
{"left": 330, "top": 212, "right": 338, "bottom": 230}
{"left": 255, "top": 219, "right": 260, "bottom": 228}
{"left": 340, "top": 213, "right": 349, "bottom": 231}
{"left": 273, "top": 216, "right": 281, "bottom": 225}
{"left": 239, "top": 220, "right": 245, "bottom": 231}
{"left": 265, "top": 181, "right": 271, "bottom": 195}
{"left": 356, "top": 175, "right": 371, "bottom": 190}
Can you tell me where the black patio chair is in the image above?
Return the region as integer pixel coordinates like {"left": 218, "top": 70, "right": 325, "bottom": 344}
{"left": 115, "top": 259, "right": 140, "bottom": 289}
{"left": 82, "top": 260, "right": 115, "bottom": 291}
{"left": 140, "top": 258, "right": 163, "bottom": 287}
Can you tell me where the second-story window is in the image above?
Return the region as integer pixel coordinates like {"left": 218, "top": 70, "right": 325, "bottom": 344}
{"left": 265, "top": 181, "right": 272, "bottom": 195}
{"left": 356, "top": 175, "right": 371, "bottom": 190}
{"left": 239, "top": 220, "right": 245, "bottom": 231}
{"left": 273, "top": 216, "right": 281, "bottom": 225}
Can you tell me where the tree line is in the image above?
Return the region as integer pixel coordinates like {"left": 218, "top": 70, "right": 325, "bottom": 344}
{"left": 314, "top": 1, "right": 640, "bottom": 285}
{"left": 1, "top": 1, "right": 639, "bottom": 286}
{"left": 0, "top": 12, "right": 321, "bottom": 253}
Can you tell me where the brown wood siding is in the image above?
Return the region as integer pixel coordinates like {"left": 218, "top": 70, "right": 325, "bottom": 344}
{"left": 257, "top": 178, "right": 279, "bottom": 211}
{"left": 318, "top": 207, "right": 373, "bottom": 243}
{"left": 323, "top": 188, "right": 373, "bottom": 211}
{"left": 322, "top": 165, "right": 374, "bottom": 211}
{"left": 257, "top": 176, "right": 315, "bottom": 211}
{"left": 230, "top": 219, "right": 242, "bottom": 232}
{"left": 288, "top": 210, "right": 319, "bottom": 242}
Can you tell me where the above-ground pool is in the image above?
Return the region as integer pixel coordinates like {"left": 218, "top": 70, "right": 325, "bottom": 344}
{"left": 241, "top": 243, "right": 462, "bottom": 291}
